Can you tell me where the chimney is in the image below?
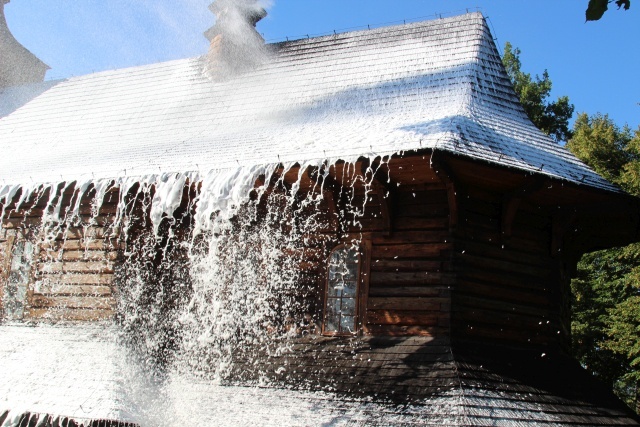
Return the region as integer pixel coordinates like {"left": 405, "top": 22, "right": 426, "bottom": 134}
{"left": 203, "top": 0, "right": 268, "bottom": 78}
{"left": 0, "top": 0, "right": 49, "bottom": 88}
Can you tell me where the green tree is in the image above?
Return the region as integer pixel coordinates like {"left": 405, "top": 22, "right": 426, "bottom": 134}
{"left": 586, "top": 0, "right": 631, "bottom": 21}
{"left": 502, "top": 42, "right": 575, "bottom": 143}
{"left": 566, "top": 113, "right": 635, "bottom": 184}
{"left": 566, "top": 113, "right": 640, "bottom": 412}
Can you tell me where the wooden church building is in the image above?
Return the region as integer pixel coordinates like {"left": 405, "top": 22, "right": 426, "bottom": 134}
{"left": 1, "top": 2, "right": 639, "bottom": 425}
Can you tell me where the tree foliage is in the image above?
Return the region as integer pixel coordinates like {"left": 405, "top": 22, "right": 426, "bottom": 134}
{"left": 566, "top": 113, "right": 640, "bottom": 412}
{"left": 502, "top": 42, "right": 575, "bottom": 143}
{"left": 567, "top": 113, "right": 639, "bottom": 186}
{"left": 586, "top": 0, "right": 631, "bottom": 21}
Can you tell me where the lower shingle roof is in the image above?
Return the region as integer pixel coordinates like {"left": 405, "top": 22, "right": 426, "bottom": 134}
{"left": 1, "top": 323, "right": 638, "bottom": 426}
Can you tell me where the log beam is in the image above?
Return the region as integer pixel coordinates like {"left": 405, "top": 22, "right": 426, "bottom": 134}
{"left": 307, "top": 164, "right": 346, "bottom": 238}
{"left": 501, "top": 177, "right": 547, "bottom": 239}
{"left": 361, "top": 159, "right": 394, "bottom": 236}
{"left": 551, "top": 209, "right": 576, "bottom": 258}
{"left": 430, "top": 157, "right": 458, "bottom": 232}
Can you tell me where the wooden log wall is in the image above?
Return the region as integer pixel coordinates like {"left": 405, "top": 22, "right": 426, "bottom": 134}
{"left": 363, "top": 185, "right": 454, "bottom": 337}
{"left": 287, "top": 156, "right": 455, "bottom": 338}
{"left": 451, "top": 184, "right": 567, "bottom": 350}
{"left": 0, "top": 152, "right": 581, "bottom": 347}
{"left": 1, "top": 185, "right": 123, "bottom": 321}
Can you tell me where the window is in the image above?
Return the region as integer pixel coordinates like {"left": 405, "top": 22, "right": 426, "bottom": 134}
{"left": 323, "top": 245, "right": 361, "bottom": 335}
{"left": 3, "top": 239, "right": 34, "bottom": 320}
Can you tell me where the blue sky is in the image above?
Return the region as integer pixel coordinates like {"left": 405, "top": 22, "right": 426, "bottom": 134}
{"left": 5, "top": 0, "right": 639, "bottom": 128}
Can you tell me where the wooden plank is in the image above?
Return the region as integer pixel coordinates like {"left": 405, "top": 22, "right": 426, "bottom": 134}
{"left": 460, "top": 268, "right": 552, "bottom": 292}
{"left": 501, "top": 196, "right": 521, "bottom": 238}
{"left": 452, "top": 321, "right": 554, "bottom": 347}
{"left": 370, "top": 230, "right": 451, "bottom": 245}
{"left": 1, "top": 217, "right": 41, "bottom": 228}
{"left": 448, "top": 156, "right": 529, "bottom": 192}
{"left": 35, "top": 284, "right": 112, "bottom": 296}
{"left": 75, "top": 204, "right": 119, "bottom": 216}
{"left": 394, "top": 203, "right": 449, "bottom": 218}
{"left": 364, "top": 325, "right": 443, "bottom": 337}
{"left": 372, "top": 181, "right": 393, "bottom": 236}
{"left": 429, "top": 158, "right": 458, "bottom": 232}
{"left": 367, "top": 309, "right": 441, "bottom": 326}
{"left": 394, "top": 189, "right": 448, "bottom": 206}
{"left": 53, "top": 239, "right": 118, "bottom": 251}
{"left": 456, "top": 279, "right": 551, "bottom": 306}
{"left": 358, "top": 239, "right": 372, "bottom": 335}
{"left": 371, "top": 243, "right": 452, "bottom": 259}
{"left": 370, "top": 259, "right": 445, "bottom": 272}
{"left": 454, "top": 294, "right": 554, "bottom": 318}
{"left": 40, "top": 250, "right": 120, "bottom": 262}
{"left": 368, "top": 286, "right": 449, "bottom": 298}
{"left": 37, "top": 261, "right": 114, "bottom": 274}
{"left": 387, "top": 156, "right": 441, "bottom": 186}
{"left": 459, "top": 239, "right": 552, "bottom": 268}
{"left": 36, "top": 273, "right": 114, "bottom": 285}
{"left": 392, "top": 217, "right": 449, "bottom": 231}
{"left": 455, "top": 308, "right": 560, "bottom": 332}
{"left": 26, "top": 308, "right": 114, "bottom": 321}
{"left": 30, "top": 295, "right": 116, "bottom": 310}
{"left": 458, "top": 228, "right": 547, "bottom": 254}
{"left": 54, "top": 227, "right": 112, "bottom": 241}
{"left": 459, "top": 253, "right": 550, "bottom": 279}
{"left": 370, "top": 271, "right": 456, "bottom": 286}
{"left": 281, "top": 247, "right": 325, "bottom": 262}
{"left": 367, "top": 297, "right": 447, "bottom": 311}
{"left": 461, "top": 210, "right": 501, "bottom": 233}
{"left": 355, "top": 217, "right": 385, "bottom": 232}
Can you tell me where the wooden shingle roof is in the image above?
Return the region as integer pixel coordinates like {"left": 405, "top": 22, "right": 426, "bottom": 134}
{"left": 2, "top": 324, "right": 639, "bottom": 426}
{"left": 0, "top": 12, "right": 618, "bottom": 194}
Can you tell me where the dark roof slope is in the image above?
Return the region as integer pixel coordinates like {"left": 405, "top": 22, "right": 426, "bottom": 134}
{"left": 225, "top": 336, "right": 640, "bottom": 425}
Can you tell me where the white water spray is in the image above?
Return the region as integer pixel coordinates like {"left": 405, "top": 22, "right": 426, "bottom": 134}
{"left": 0, "top": 155, "right": 390, "bottom": 425}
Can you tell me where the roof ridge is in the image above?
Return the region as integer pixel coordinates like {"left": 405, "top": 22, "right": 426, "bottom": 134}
{"left": 268, "top": 12, "right": 486, "bottom": 47}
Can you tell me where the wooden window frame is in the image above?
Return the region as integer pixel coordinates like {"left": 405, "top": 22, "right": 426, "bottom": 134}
{"left": 322, "top": 241, "right": 371, "bottom": 337}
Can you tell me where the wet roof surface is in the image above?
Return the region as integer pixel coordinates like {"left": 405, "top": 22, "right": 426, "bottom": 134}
{"left": 1, "top": 324, "right": 638, "bottom": 426}
{"left": 0, "top": 13, "right": 617, "bottom": 193}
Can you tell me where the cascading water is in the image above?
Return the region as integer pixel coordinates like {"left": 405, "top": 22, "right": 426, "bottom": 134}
{"left": 0, "top": 159, "right": 387, "bottom": 425}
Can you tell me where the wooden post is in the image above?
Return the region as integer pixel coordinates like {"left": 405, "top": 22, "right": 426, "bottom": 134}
{"left": 551, "top": 209, "right": 576, "bottom": 258}
{"left": 501, "top": 177, "right": 546, "bottom": 240}
{"left": 358, "top": 239, "right": 372, "bottom": 336}
{"left": 430, "top": 157, "right": 458, "bottom": 232}
{"left": 360, "top": 159, "right": 394, "bottom": 236}
{"left": 306, "top": 164, "right": 346, "bottom": 239}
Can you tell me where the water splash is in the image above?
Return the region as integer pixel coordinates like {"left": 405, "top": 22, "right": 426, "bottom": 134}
{"left": 0, "top": 156, "right": 388, "bottom": 424}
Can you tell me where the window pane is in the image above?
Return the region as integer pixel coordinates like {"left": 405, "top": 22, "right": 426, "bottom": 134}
{"left": 328, "top": 282, "right": 343, "bottom": 298}
{"left": 342, "top": 279, "right": 357, "bottom": 298}
{"left": 9, "top": 240, "right": 33, "bottom": 286}
{"left": 324, "top": 246, "right": 360, "bottom": 335}
{"left": 341, "top": 297, "right": 356, "bottom": 316}
{"left": 340, "top": 315, "right": 355, "bottom": 334}
{"left": 4, "top": 240, "right": 33, "bottom": 320}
